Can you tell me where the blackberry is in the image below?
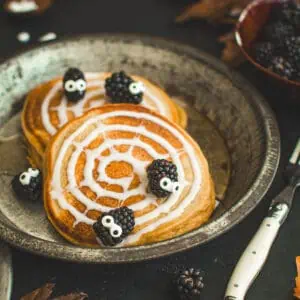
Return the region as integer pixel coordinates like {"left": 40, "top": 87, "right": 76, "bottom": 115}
{"left": 63, "top": 68, "right": 87, "bottom": 102}
{"left": 272, "top": 2, "right": 294, "bottom": 20}
{"left": 283, "top": 36, "right": 300, "bottom": 66}
{"left": 147, "top": 159, "right": 179, "bottom": 198}
{"left": 282, "top": 2, "right": 300, "bottom": 28}
{"left": 254, "top": 42, "right": 275, "bottom": 66}
{"left": 93, "top": 206, "right": 135, "bottom": 246}
{"left": 105, "top": 71, "right": 145, "bottom": 104}
{"left": 11, "top": 168, "right": 42, "bottom": 201}
{"left": 175, "top": 268, "right": 204, "bottom": 300}
{"left": 264, "top": 21, "right": 294, "bottom": 44}
{"left": 269, "top": 56, "right": 295, "bottom": 79}
{"left": 292, "top": 68, "right": 300, "bottom": 81}
{"left": 270, "top": 1, "right": 300, "bottom": 28}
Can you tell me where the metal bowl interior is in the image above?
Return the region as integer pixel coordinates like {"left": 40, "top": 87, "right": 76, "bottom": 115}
{"left": 0, "top": 34, "right": 280, "bottom": 263}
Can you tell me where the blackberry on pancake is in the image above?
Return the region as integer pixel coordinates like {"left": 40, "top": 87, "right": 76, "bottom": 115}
{"left": 147, "top": 159, "right": 180, "bottom": 198}
{"left": 93, "top": 206, "right": 135, "bottom": 246}
{"left": 105, "top": 71, "right": 145, "bottom": 104}
{"left": 63, "top": 68, "right": 87, "bottom": 102}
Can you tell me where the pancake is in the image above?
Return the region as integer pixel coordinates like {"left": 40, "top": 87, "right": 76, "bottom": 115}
{"left": 22, "top": 72, "right": 187, "bottom": 168}
{"left": 43, "top": 104, "right": 215, "bottom": 247}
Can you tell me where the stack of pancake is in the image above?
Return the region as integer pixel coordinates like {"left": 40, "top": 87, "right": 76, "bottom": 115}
{"left": 21, "top": 69, "right": 215, "bottom": 247}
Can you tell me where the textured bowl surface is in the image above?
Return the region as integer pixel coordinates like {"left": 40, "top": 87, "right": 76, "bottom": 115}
{"left": 0, "top": 242, "right": 12, "bottom": 300}
{"left": 0, "top": 34, "right": 280, "bottom": 263}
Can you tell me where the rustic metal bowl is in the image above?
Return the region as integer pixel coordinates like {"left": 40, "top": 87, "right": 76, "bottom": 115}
{"left": 0, "top": 34, "right": 280, "bottom": 263}
{"left": 235, "top": 0, "right": 300, "bottom": 89}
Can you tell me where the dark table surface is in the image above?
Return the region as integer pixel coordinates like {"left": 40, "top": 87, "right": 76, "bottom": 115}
{"left": 0, "top": 0, "right": 300, "bottom": 299}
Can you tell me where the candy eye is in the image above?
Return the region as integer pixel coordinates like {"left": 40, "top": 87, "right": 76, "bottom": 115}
{"left": 172, "top": 182, "right": 180, "bottom": 193}
{"left": 129, "top": 82, "right": 145, "bottom": 95}
{"left": 102, "top": 215, "right": 114, "bottom": 228}
{"left": 110, "top": 224, "right": 122, "bottom": 238}
{"left": 76, "top": 79, "right": 87, "bottom": 92}
{"left": 64, "top": 80, "right": 77, "bottom": 92}
{"left": 19, "top": 172, "right": 31, "bottom": 185}
{"left": 28, "top": 168, "right": 39, "bottom": 177}
{"left": 159, "top": 177, "right": 173, "bottom": 192}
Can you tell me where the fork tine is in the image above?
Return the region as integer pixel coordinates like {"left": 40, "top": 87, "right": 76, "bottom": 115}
{"left": 289, "top": 138, "right": 300, "bottom": 164}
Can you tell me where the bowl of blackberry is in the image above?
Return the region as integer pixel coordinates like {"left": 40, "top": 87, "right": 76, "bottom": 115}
{"left": 236, "top": 0, "right": 300, "bottom": 88}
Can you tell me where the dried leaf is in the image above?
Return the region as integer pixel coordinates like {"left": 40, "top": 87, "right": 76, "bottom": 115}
{"left": 177, "top": 0, "right": 254, "bottom": 23}
{"left": 52, "top": 292, "right": 88, "bottom": 300}
{"left": 294, "top": 257, "right": 300, "bottom": 299}
{"left": 176, "top": 0, "right": 255, "bottom": 66}
{"left": 176, "top": 0, "right": 241, "bottom": 23}
{"left": 21, "top": 283, "right": 88, "bottom": 300}
{"left": 219, "top": 32, "right": 245, "bottom": 67}
{"left": 222, "top": 0, "right": 253, "bottom": 23}
{"left": 21, "top": 283, "right": 55, "bottom": 300}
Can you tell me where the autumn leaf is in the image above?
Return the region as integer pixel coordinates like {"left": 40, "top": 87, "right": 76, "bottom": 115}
{"left": 21, "top": 283, "right": 88, "bottom": 300}
{"left": 52, "top": 292, "right": 88, "bottom": 300}
{"left": 219, "top": 32, "right": 245, "bottom": 67}
{"left": 294, "top": 257, "right": 300, "bottom": 299}
{"left": 21, "top": 283, "right": 55, "bottom": 300}
{"left": 176, "top": 0, "right": 242, "bottom": 23}
{"left": 176, "top": 0, "right": 254, "bottom": 66}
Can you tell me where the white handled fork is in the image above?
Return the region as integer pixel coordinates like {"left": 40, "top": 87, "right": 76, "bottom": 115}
{"left": 225, "top": 138, "right": 300, "bottom": 300}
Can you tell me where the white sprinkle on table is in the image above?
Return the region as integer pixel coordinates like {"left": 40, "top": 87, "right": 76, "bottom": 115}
{"left": 17, "top": 31, "right": 31, "bottom": 43}
{"left": 39, "top": 32, "right": 57, "bottom": 42}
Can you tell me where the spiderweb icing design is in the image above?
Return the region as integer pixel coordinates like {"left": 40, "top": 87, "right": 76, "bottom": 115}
{"left": 41, "top": 73, "right": 168, "bottom": 135}
{"left": 50, "top": 111, "right": 202, "bottom": 245}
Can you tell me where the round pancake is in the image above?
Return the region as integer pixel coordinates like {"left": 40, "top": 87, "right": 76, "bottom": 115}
{"left": 44, "top": 104, "right": 215, "bottom": 247}
{"left": 22, "top": 72, "right": 187, "bottom": 168}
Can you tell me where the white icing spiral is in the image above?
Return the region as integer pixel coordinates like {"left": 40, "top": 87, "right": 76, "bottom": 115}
{"left": 50, "top": 110, "right": 203, "bottom": 246}
{"left": 41, "top": 73, "right": 168, "bottom": 135}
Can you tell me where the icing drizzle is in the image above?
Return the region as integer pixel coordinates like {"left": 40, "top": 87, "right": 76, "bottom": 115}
{"left": 41, "top": 73, "right": 168, "bottom": 135}
{"left": 50, "top": 110, "right": 203, "bottom": 245}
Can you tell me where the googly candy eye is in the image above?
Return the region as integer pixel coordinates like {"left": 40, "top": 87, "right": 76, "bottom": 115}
{"left": 93, "top": 206, "right": 135, "bottom": 246}
{"left": 101, "top": 215, "right": 114, "bottom": 228}
{"left": 159, "top": 177, "right": 173, "bottom": 192}
{"left": 136, "top": 82, "right": 145, "bottom": 92}
{"left": 140, "top": 82, "right": 146, "bottom": 91}
{"left": 19, "top": 172, "right": 31, "bottom": 185}
{"left": 172, "top": 182, "right": 180, "bottom": 193}
{"left": 129, "top": 81, "right": 145, "bottom": 95}
{"left": 64, "top": 80, "right": 77, "bottom": 92}
{"left": 28, "top": 168, "right": 39, "bottom": 177}
{"left": 76, "top": 79, "right": 87, "bottom": 92}
{"left": 110, "top": 224, "right": 123, "bottom": 238}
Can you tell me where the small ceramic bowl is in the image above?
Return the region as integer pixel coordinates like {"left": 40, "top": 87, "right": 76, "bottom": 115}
{"left": 235, "top": 0, "right": 300, "bottom": 89}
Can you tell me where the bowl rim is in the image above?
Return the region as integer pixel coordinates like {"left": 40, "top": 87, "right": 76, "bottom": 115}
{"left": 0, "top": 242, "right": 13, "bottom": 300}
{"left": 0, "top": 33, "right": 281, "bottom": 263}
{"left": 235, "top": 0, "right": 300, "bottom": 86}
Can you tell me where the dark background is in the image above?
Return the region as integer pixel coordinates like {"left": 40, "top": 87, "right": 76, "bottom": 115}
{"left": 0, "top": 0, "right": 300, "bottom": 299}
